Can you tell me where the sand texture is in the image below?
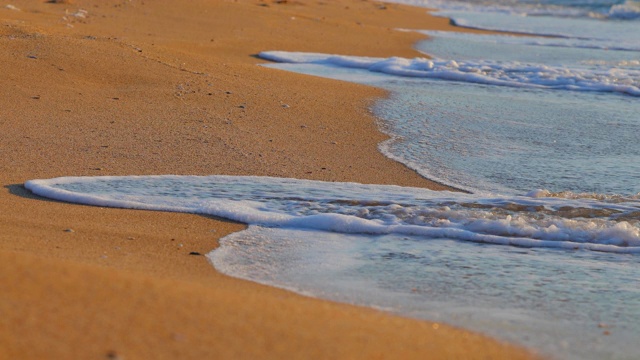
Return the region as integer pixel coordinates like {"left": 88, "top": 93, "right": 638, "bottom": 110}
{"left": 0, "top": 0, "right": 539, "bottom": 359}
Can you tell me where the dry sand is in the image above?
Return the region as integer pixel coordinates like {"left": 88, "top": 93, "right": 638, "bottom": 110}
{"left": 0, "top": 0, "right": 540, "bottom": 359}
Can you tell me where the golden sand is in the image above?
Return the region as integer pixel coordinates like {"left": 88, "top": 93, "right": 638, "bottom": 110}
{"left": 0, "top": 1, "right": 540, "bottom": 358}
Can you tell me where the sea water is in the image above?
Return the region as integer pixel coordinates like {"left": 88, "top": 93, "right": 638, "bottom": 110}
{"left": 25, "top": 0, "right": 640, "bottom": 359}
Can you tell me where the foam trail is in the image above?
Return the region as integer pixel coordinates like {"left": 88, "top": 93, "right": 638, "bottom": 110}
{"left": 25, "top": 175, "right": 640, "bottom": 253}
{"left": 259, "top": 51, "right": 640, "bottom": 96}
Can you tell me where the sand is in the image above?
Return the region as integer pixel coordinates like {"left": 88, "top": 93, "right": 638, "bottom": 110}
{"left": 0, "top": 0, "right": 540, "bottom": 359}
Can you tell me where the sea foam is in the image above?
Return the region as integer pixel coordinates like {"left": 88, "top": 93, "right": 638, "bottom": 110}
{"left": 25, "top": 175, "right": 640, "bottom": 253}
{"left": 259, "top": 51, "right": 640, "bottom": 96}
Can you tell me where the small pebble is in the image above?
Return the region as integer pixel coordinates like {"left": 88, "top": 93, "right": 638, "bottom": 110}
{"left": 189, "top": 251, "right": 202, "bottom": 256}
{"left": 64, "top": 228, "right": 74, "bottom": 233}
{"left": 281, "top": 104, "right": 290, "bottom": 108}
{"left": 106, "top": 350, "right": 122, "bottom": 360}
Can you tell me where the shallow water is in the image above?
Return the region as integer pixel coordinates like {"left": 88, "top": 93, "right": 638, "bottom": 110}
{"left": 377, "top": 79, "right": 640, "bottom": 195}
{"left": 214, "top": 226, "right": 640, "bottom": 360}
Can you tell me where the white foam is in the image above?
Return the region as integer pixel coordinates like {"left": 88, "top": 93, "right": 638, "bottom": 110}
{"left": 608, "top": 0, "right": 640, "bottom": 19}
{"left": 25, "top": 175, "right": 640, "bottom": 253}
{"left": 259, "top": 51, "right": 640, "bottom": 96}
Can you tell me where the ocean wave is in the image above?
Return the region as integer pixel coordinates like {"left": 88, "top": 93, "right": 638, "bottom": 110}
{"left": 606, "top": 0, "right": 640, "bottom": 19}
{"left": 25, "top": 175, "right": 640, "bottom": 253}
{"left": 386, "top": 0, "right": 640, "bottom": 20}
{"left": 260, "top": 51, "right": 640, "bottom": 96}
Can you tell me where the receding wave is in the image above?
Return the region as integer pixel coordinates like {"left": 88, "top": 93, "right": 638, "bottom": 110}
{"left": 25, "top": 175, "right": 640, "bottom": 253}
{"left": 259, "top": 51, "right": 640, "bottom": 96}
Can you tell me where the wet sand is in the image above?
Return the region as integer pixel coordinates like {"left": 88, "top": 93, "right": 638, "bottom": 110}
{"left": 0, "top": 1, "right": 539, "bottom": 358}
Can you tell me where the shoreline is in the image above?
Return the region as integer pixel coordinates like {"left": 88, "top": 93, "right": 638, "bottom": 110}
{"left": 1, "top": 1, "right": 539, "bottom": 359}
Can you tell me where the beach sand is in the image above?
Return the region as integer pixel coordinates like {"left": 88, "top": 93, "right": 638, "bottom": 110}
{"left": 0, "top": 0, "right": 539, "bottom": 358}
